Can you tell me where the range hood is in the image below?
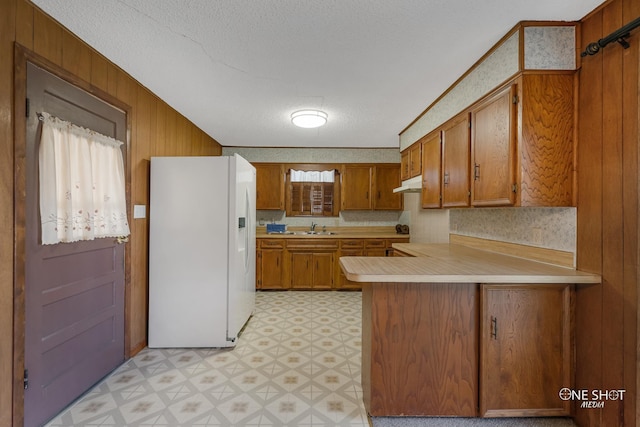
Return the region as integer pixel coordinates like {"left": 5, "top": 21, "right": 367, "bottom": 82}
{"left": 393, "top": 176, "right": 422, "bottom": 193}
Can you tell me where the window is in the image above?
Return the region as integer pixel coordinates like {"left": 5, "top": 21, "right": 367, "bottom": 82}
{"left": 285, "top": 168, "right": 340, "bottom": 217}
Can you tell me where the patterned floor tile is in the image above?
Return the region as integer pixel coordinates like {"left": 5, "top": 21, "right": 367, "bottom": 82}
{"left": 45, "top": 291, "right": 368, "bottom": 427}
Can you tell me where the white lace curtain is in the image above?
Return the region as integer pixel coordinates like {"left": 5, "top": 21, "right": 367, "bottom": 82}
{"left": 290, "top": 169, "right": 335, "bottom": 183}
{"left": 38, "top": 112, "right": 130, "bottom": 245}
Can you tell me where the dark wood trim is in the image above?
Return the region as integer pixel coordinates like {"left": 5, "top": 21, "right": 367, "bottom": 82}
{"left": 12, "top": 43, "right": 133, "bottom": 427}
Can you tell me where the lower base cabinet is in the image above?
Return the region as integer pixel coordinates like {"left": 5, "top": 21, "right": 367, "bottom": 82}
{"left": 361, "top": 281, "right": 573, "bottom": 418}
{"left": 256, "top": 239, "right": 285, "bottom": 290}
{"left": 257, "top": 237, "right": 409, "bottom": 290}
{"left": 480, "top": 284, "right": 572, "bottom": 417}
{"left": 290, "top": 252, "right": 334, "bottom": 289}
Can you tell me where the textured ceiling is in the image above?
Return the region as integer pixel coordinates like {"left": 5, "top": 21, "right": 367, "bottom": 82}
{"left": 32, "top": 0, "right": 604, "bottom": 148}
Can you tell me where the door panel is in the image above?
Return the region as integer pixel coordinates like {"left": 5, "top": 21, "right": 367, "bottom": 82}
{"left": 25, "top": 62, "right": 126, "bottom": 427}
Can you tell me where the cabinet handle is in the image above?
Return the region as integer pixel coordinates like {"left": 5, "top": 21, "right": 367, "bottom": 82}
{"left": 378, "top": 191, "right": 381, "bottom": 199}
{"left": 366, "top": 191, "right": 369, "bottom": 199}
{"left": 443, "top": 172, "right": 450, "bottom": 185}
{"left": 474, "top": 163, "right": 480, "bottom": 181}
{"left": 490, "top": 316, "right": 497, "bottom": 339}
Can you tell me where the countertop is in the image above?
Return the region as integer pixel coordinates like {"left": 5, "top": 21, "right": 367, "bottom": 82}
{"left": 256, "top": 226, "right": 409, "bottom": 240}
{"left": 339, "top": 243, "right": 601, "bottom": 284}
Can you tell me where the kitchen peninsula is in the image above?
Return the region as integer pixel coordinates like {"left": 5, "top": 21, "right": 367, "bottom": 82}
{"left": 339, "top": 243, "right": 600, "bottom": 419}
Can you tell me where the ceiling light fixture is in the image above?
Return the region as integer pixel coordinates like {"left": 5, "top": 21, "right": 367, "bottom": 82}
{"left": 291, "top": 109, "right": 328, "bottom": 128}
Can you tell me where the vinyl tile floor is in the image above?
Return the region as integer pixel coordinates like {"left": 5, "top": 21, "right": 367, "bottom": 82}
{"left": 46, "top": 291, "right": 369, "bottom": 427}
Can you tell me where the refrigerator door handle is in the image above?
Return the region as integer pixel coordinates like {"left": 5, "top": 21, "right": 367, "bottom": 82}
{"left": 244, "top": 188, "right": 251, "bottom": 270}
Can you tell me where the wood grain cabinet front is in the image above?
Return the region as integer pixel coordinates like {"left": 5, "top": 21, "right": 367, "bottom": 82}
{"left": 421, "top": 131, "right": 442, "bottom": 209}
{"left": 341, "top": 164, "right": 403, "bottom": 211}
{"left": 480, "top": 284, "right": 572, "bottom": 417}
{"left": 254, "top": 163, "right": 285, "bottom": 210}
{"left": 290, "top": 252, "right": 334, "bottom": 289}
{"left": 441, "top": 113, "right": 471, "bottom": 208}
{"left": 471, "top": 73, "right": 574, "bottom": 207}
{"left": 256, "top": 239, "right": 285, "bottom": 289}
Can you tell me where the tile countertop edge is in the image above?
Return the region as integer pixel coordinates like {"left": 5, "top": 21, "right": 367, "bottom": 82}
{"left": 338, "top": 246, "right": 602, "bottom": 285}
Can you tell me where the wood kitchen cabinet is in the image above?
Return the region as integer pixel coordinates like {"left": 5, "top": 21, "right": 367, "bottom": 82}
{"left": 256, "top": 239, "right": 285, "bottom": 290}
{"left": 442, "top": 113, "right": 471, "bottom": 207}
{"left": 287, "top": 239, "right": 338, "bottom": 289}
{"left": 421, "top": 130, "right": 442, "bottom": 208}
{"left": 337, "top": 239, "right": 365, "bottom": 289}
{"left": 254, "top": 163, "right": 285, "bottom": 210}
{"left": 400, "top": 150, "right": 410, "bottom": 181}
{"left": 290, "top": 252, "right": 334, "bottom": 289}
{"left": 471, "top": 73, "right": 574, "bottom": 207}
{"left": 373, "top": 164, "right": 403, "bottom": 210}
{"left": 400, "top": 143, "right": 422, "bottom": 181}
{"left": 341, "top": 164, "right": 402, "bottom": 211}
{"left": 257, "top": 235, "right": 409, "bottom": 291}
{"left": 409, "top": 143, "right": 422, "bottom": 177}
{"left": 480, "top": 284, "right": 572, "bottom": 417}
{"left": 341, "top": 165, "right": 373, "bottom": 210}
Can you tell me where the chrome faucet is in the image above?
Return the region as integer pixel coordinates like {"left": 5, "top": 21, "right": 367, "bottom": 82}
{"left": 310, "top": 222, "right": 317, "bottom": 232}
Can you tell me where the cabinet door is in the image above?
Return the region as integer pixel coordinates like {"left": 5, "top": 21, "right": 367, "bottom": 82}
{"left": 442, "top": 114, "right": 470, "bottom": 207}
{"left": 255, "top": 163, "right": 285, "bottom": 210}
{"left": 374, "top": 165, "right": 403, "bottom": 210}
{"left": 421, "top": 132, "right": 442, "bottom": 208}
{"left": 337, "top": 248, "right": 364, "bottom": 289}
{"left": 400, "top": 150, "right": 410, "bottom": 181}
{"left": 341, "top": 165, "right": 372, "bottom": 210}
{"left": 312, "top": 253, "right": 334, "bottom": 289}
{"left": 290, "top": 252, "right": 313, "bottom": 289}
{"left": 409, "top": 143, "right": 422, "bottom": 177}
{"left": 471, "top": 84, "right": 517, "bottom": 206}
{"left": 258, "top": 250, "right": 286, "bottom": 289}
{"left": 480, "top": 285, "right": 571, "bottom": 417}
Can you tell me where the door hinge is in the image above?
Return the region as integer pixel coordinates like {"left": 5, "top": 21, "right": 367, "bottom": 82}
{"left": 512, "top": 95, "right": 519, "bottom": 104}
{"left": 24, "top": 369, "right": 29, "bottom": 390}
{"left": 25, "top": 98, "right": 30, "bottom": 118}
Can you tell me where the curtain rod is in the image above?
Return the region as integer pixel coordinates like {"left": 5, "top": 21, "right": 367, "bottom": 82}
{"left": 581, "top": 16, "right": 640, "bottom": 57}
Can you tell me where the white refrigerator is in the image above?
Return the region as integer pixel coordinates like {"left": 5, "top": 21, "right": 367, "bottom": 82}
{"left": 148, "top": 154, "right": 256, "bottom": 348}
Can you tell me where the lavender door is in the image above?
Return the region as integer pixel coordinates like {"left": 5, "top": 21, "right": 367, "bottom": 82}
{"left": 24, "top": 63, "right": 126, "bottom": 427}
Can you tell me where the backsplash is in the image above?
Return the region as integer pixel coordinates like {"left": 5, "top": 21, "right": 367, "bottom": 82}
{"left": 449, "top": 207, "right": 576, "bottom": 252}
{"left": 404, "top": 193, "right": 576, "bottom": 252}
{"left": 257, "top": 210, "right": 408, "bottom": 229}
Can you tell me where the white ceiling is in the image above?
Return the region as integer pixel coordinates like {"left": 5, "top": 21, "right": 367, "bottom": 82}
{"left": 33, "top": 0, "right": 604, "bottom": 149}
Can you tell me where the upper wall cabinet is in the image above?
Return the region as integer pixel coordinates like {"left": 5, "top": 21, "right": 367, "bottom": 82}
{"left": 400, "top": 143, "right": 422, "bottom": 181}
{"left": 421, "top": 131, "right": 442, "bottom": 209}
{"left": 341, "top": 164, "right": 403, "bottom": 211}
{"left": 255, "top": 163, "right": 285, "bottom": 210}
{"left": 442, "top": 113, "right": 471, "bottom": 208}
{"left": 471, "top": 73, "right": 574, "bottom": 207}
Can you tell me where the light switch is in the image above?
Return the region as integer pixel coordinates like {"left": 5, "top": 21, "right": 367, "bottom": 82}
{"left": 134, "top": 204, "right": 146, "bottom": 219}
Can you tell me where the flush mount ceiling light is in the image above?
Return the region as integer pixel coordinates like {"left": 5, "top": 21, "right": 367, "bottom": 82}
{"left": 291, "top": 109, "right": 328, "bottom": 128}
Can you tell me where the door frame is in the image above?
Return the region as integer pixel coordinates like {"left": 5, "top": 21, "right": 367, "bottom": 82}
{"left": 12, "top": 43, "right": 132, "bottom": 426}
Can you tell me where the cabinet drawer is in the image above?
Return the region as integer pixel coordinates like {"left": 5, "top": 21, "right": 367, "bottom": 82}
{"left": 259, "top": 239, "right": 285, "bottom": 249}
{"left": 340, "top": 239, "right": 364, "bottom": 249}
{"left": 364, "top": 239, "right": 386, "bottom": 249}
{"left": 286, "top": 239, "right": 339, "bottom": 250}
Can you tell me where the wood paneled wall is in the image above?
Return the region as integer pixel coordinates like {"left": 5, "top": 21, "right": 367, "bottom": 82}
{"left": 576, "top": 0, "right": 639, "bottom": 426}
{"left": 0, "top": 0, "right": 222, "bottom": 424}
